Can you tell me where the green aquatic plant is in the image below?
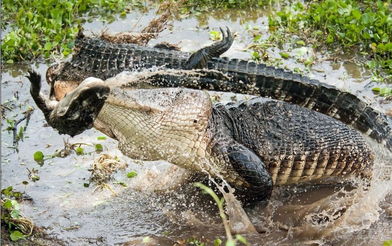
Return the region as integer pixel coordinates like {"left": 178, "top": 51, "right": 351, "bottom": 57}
{"left": 127, "top": 171, "right": 138, "bottom": 178}
{"left": 384, "top": 240, "right": 392, "bottom": 246}
{"left": 194, "top": 183, "right": 249, "bottom": 246}
{"left": 1, "top": 186, "right": 33, "bottom": 241}
{"left": 33, "top": 151, "right": 44, "bottom": 164}
{"left": 372, "top": 87, "right": 392, "bottom": 97}
{"left": 1, "top": 0, "right": 147, "bottom": 63}
{"left": 210, "top": 30, "right": 223, "bottom": 41}
{"left": 183, "top": 0, "right": 273, "bottom": 10}
{"left": 267, "top": 0, "right": 392, "bottom": 77}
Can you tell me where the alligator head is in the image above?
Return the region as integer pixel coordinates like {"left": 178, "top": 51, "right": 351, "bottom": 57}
{"left": 27, "top": 71, "right": 110, "bottom": 136}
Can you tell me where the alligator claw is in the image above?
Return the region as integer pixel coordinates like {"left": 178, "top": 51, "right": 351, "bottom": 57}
{"left": 26, "top": 70, "right": 56, "bottom": 120}
{"left": 27, "top": 70, "right": 42, "bottom": 96}
{"left": 185, "top": 27, "right": 234, "bottom": 69}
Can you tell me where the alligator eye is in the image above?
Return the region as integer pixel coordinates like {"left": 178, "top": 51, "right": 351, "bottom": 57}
{"left": 193, "top": 119, "right": 198, "bottom": 123}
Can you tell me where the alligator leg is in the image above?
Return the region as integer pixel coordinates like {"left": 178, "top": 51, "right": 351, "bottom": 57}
{"left": 212, "top": 140, "right": 273, "bottom": 203}
{"left": 27, "top": 71, "right": 55, "bottom": 120}
{"left": 185, "top": 27, "right": 234, "bottom": 69}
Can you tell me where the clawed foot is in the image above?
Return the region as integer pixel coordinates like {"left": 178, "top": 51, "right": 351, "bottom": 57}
{"left": 26, "top": 70, "right": 42, "bottom": 96}
{"left": 26, "top": 70, "right": 55, "bottom": 120}
{"left": 185, "top": 27, "right": 234, "bottom": 69}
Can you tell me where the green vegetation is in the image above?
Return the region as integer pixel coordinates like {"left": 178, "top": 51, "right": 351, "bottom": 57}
{"left": 1, "top": 0, "right": 147, "bottom": 63}
{"left": 267, "top": 0, "right": 392, "bottom": 79}
{"left": 372, "top": 87, "right": 392, "bottom": 97}
{"left": 384, "top": 240, "right": 392, "bottom": 246}
{"left": 194, "top": 183, "right": 249, "bottom": 246}
{"left": 33, "top": 151, "right": 44, "bottom": 163}
{"left": 184, "top": 0, "right": 271, "bottom": 10}
{"left": 126, "top": 171, "right": 138, "bottom": 178}
{"left": 1, "top": 0, "right": 273, "bottom": 64}
{"left": 210, "top": 30, "right": 223, "bottom": 41}
{"left": 95, "top": 143, "right": 104, "bottom": 152}
{"left": 1, "top": 186, "right": 33, "bottom": 241}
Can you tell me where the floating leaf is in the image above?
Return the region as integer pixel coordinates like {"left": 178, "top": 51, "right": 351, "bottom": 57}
{"left": 75, "top": 147, "right": 84, "bottom": 155}
{"left": 33, "top": 151, "right": 44, "bottom": 163}
{"left": 1, "top": 186, "right": 13, "bottom": 196}
{"left": 279, "top": 52, "right": 290, "bottom": 59}
{"left": 303, "top": 57, "right": 314, "bottom": 66}
{"left": 97, "top": 136, "right": 107, "bottom": 140}
{"left": 127, "top": 171, "right": 137, "bottom": 178}
{"left": 213, "top": 238, "right": 222, "bottom": 246}
{"left": 3, "top": 199, "right": 12, "bottom": 209}
{"left": 251, "top": 51, "right": 261, "bottom": 61}
{"left": 372, "top": 87, "right": 392, "bottom": 96}
{"left": 10, "top": 230, "right": 26, "bottom": 241}
{"left": 209, "top": 30, "right": 222, "bottom": 41}
{"left": 31, "top": 175, "right": 40, "bottom": 182}
{"left": 95, "top": 144, "right": 103, "bottom": 152}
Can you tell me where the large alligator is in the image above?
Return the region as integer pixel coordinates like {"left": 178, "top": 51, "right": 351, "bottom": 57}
{"left": 46, "top": 28, "right": 234, "bottom": 100}
{"left": 28, "top": 71, "right": 375, "bottom": 202}
{"left": 45, "top": 30, "right": 392, "bottom": 152}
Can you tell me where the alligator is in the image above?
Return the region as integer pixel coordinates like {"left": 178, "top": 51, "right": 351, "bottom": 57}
{"left": 45, "top": 29, "right": 392, "bottom": 152}
{"left": 27, "top": 71, "right": 375, "bottom": 202}
{"left": 46, "top": 28, "right": 234, "bottom": 100}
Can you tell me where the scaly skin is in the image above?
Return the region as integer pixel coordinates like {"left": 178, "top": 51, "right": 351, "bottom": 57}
{"left": 46, "top": 32, "right": 392, "bottom": 152}
{"left": 27, "top": 72, "right": 374, "bottom": 201}
{"left": 46, "top": 28, "right": 234, "bottom": 99}
{"left": 104, "top": 70, "right": 392, "bottom": 153}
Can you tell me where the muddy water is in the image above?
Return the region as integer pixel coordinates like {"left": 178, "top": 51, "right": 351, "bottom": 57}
{"left": 2, "top": 6, "right": 392, "bottom": 246}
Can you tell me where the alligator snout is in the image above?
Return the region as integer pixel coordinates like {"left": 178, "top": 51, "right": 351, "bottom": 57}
{"left": 27, "top": 71, "right": 110, "bottom": 136}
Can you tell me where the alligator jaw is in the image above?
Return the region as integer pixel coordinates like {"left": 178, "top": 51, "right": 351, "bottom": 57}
{"left": 27, "top": 71, "right": 110, "bottom": 137}
{"left": 46, "top": 62, "right": 67, "bottom": 100}
{"left": 48, "top": 77, "right": 110, "bottom": 136}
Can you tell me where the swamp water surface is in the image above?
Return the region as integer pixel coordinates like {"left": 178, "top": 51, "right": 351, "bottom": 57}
{"left": 1, "top": 6, "right": 392, "bottom": 246}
